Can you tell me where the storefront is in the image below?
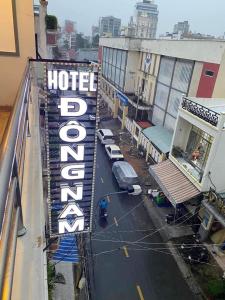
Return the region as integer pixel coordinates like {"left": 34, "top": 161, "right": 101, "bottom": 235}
{"left": 142, "top": 125, "right": 173, "bottom": 163}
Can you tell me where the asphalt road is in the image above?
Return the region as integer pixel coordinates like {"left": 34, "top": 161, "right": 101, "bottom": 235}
{"left": 90, "top": 141, "right": 196, "bottom": 300}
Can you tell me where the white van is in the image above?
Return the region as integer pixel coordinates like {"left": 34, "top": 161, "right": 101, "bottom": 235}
{"left": 112, "top": 161, "right": 142, "bottom": 195}
{"left": 97, "top": 129, "right": 115, "bottom": 145}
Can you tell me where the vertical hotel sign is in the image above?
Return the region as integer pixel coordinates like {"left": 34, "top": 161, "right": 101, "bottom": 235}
{"left": 45, "top": 62, "right": 99, "bottom": 237}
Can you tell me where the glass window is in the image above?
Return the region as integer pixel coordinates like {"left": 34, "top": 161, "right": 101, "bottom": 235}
{"left": 113, "top": 49, "right": 117, "bottom": 66}
{"left": 109, "top": 48, "right": 113, "bottom": 64}
{"left": 172, "top": 60, "right": 193, "bottom": 93}
{"left": 119, "top": 70, "right": 124, "bottom": 89}
{"left": 107, "top": 63, "right": 111, "bottom": 80}
{"left": 164, "top": 113, "right": 176, "bottom": 132}
{"left": 103, "top": 47, "right": 106, "bottom": 62}
{"left": 105, "top": 47, "right": 109, "bottom": 62}
{"left": 115, "top": 68, "right": 120, "bottom": 86}
{"left": 158, "top": 57, "right": 175, "bottom": 86}
{"left": 152, "top": 106, "right": 165, "bottom": 126}
{"left": 167, "top": 89, "right": 184, "bottom": 118}
{"left": 111, "top": 66, "right": 116, "bottom": 83}
{"left": 154, "top": 83, "right": 170, "bottom": 110}
{"left": 117, "top": 50, "right": 122, "bottom": 68}
{"left": 121, "top": 51, "right": 127, "bottom": 70}
{"left": 105, "top": 63, "right": 109, "bottom": 79}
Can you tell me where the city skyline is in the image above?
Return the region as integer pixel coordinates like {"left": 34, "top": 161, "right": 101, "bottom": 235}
{"left": 47, "top": 0, "right": 225, "bottom": 37}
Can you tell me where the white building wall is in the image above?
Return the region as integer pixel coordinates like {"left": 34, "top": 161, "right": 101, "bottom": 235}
{"left": 124, "top": 51, "right": 140, "bottom": 93}
{"left": 188, "top": 62, "right": 203, "bottom": 97}
{"left": 141, "top": 40, "right": 225, "bottom": 64}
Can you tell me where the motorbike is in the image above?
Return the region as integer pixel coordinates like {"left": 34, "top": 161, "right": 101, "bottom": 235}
{"left": 99, "top": 207, "right": 108, "bottom": 220}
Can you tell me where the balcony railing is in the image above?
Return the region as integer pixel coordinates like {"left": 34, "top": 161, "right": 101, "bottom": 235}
{"left": 0, "top": 63, "right": 30, "bottom": 298}
{"left": 181, "top": 97, "right": 219, "bottom": 127}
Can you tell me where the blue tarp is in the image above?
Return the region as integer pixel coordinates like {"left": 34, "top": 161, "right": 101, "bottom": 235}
{"left": 52, "top": 236, "right": 80, "bottom": 263}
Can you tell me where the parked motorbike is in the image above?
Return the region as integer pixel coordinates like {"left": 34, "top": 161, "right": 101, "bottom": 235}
{"left": 179, "top": 236, "right": 209, "bottom": 264}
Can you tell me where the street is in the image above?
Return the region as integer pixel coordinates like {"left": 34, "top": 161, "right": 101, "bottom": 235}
{"left": 90, "top": 141, "right": 196, "bottom": 300}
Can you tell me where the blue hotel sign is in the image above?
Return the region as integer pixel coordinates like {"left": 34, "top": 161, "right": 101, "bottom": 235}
{"left": 45, "top": 62, "right": 98, "bottom": 237}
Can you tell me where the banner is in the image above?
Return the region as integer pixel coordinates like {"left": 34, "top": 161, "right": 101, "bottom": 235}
{"left": 45, "top": 62, "right": 99, "bottom": 237}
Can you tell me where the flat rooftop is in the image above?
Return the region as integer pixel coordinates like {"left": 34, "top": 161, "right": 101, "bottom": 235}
{"left": 186, "top": 97, "right": 225, "bottom": 114}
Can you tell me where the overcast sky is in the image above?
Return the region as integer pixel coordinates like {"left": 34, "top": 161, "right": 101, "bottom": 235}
{"left": 47, "top": 0, "right": 225, "bottom": 37}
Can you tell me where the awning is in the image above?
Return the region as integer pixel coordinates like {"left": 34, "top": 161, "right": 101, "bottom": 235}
{"left": 149, "top": 160, "right": 200, "bottom": 206}
{"left": 142, "top": 125, "right": 173, "bottom": 154}
{"left": 52, "top": 236, "right": 79, "bottom": 263}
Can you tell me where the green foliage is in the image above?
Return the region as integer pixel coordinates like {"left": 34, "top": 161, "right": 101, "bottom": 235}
{"left": 207, "top": 279, "right": 225, "bottom": 299}
{"left": 92, "top": 34, "right": 99, "bottom": 47}
{"left": 76, "top": 33, "right": 90, "bottom": 49}
{"left": 52, "top": 46, "right": 62, "bottom": 59}
{"left": 46, "top": 15, "right": 58, "bottom": 30}
{"left": 47, "top": 261, "right": 56, "bottom": 300}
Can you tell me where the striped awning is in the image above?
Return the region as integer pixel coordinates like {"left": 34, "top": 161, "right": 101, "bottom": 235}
{"left": 52, "top": 236, "right": 79, "bottom": 263}
{"left": 149, "top": 160, "right": 200, "bottom": 206}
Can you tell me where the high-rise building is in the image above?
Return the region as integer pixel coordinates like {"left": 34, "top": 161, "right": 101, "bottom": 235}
{"left": 173, "top": 21, "right": 190, "bottom": 34}
{"left": 135, "top": 0, "right": 159, "bottom": 39}
{"left": 92, "top": 26, "right": 99, "bottom": 38}
{"left": 99, "top": 16, "right": 121, "bottom": 37}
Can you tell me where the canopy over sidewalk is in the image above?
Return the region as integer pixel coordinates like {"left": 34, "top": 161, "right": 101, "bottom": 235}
{"left": 149, "top": 160, "right": 200, "bottom": 206}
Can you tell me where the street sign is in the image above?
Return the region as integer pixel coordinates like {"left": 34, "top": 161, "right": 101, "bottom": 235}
{"left": 116, "top": 90, "right": 129, "bottom": 106}
{"left": 45, "top": 62, "right": 99, "bottom": 237}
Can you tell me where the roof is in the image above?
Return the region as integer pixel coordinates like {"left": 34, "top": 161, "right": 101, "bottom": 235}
{"left": 99, "top": 129, "right": 114, "bottom": 136}
{"left": 106, "top": 144, "right": 120, "bottom": 151}
{"left": 186, "top": 97, "right": 225, "bottom": 114}
{"left": 113, "top": 161, "right": 137, "bottom": 178}
{"left": 142, "top": 125, "right": 173, "bottom": 153}
{"left": 149, "top": 160, "right": 200, "bottom": 205}
{"left": 136, "top": 121, "right": 152, "bottom": 129}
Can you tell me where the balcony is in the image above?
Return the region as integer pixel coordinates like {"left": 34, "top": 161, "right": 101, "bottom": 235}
{"left": 181, "top": 97, "right": 223, "bottom": 127}
{"left": 171, "top": 124, "right": 213, "bottom": 184}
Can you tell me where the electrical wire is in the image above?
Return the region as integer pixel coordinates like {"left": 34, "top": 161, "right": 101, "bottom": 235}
{"left": 92, "top": 198, "right": 145, "bottom": 237}
{"left": 132, "top": 204, "right": 205, "bottom": 244}
{"left": 91, "top": 244, "right": 218, "bottom": 268}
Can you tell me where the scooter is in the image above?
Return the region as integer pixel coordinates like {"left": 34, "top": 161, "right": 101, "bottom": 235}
{"left": 99, "top": 207, "right": 108, "bottom": 220}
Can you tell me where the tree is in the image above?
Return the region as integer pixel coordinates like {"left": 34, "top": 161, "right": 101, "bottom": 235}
{"left": 45, "top": 15, "right": 58, "bottom": 30}
{"left": 76, "top": 33, "right": 85, "bottom": 49}
{"left": 92, "top": 34, "right": 99, "bottom": 47}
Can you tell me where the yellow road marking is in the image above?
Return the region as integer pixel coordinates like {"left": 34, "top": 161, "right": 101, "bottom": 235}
{"left": 136, "top": 285, "right": 145, "bottom": 300}
{"left": 123, "top": 246, "right": 129, "bottom": 258}
{"left": 107, "top": 195, "right": 110, "bottom": 203}
{"left": 114, "top": 217, "right": 118, "bottom": 227}
{"left": 101, "top": 177, "right": 104, "bottom": 183}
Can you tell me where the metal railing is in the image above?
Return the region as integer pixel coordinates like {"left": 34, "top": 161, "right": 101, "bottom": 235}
{"left": 181, "top": 97, "right": 219, "bottom": 127}
{"left": 0, "top": 63, "right": 31, "bottom": 299}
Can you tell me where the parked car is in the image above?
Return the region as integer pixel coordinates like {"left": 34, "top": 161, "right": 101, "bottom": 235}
{"left": 112, "top": 161, "right": 142, "bottom": 195}
{"left": 97, "top": 129, "right": 115, "bottom": 145}
{"left": 105, "top": 144, "right": 124, "bottom": 161}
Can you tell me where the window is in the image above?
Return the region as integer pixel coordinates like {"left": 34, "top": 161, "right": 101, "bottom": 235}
{"left": 205, "top": 70, "right": 214, "bottom": 77}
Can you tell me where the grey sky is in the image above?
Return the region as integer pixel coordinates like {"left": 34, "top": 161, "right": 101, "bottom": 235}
{"left": 47, "top": 0, "right": 225, "bottom": 37}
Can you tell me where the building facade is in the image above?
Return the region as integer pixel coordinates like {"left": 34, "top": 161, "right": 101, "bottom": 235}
{"left": 150, "top": 96, "right": 225, "bottom": 245}
{"left": 135, "top": 0, "right": 158, "bottom": 39}
{"left": 173, "top": 21, "right": 190, "bottom": 35}
{"left": 99, "top": 16, "right": 121, "bottom": 37}
{"left": 99, "top": 37, "right": 225, "bottom": 162}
